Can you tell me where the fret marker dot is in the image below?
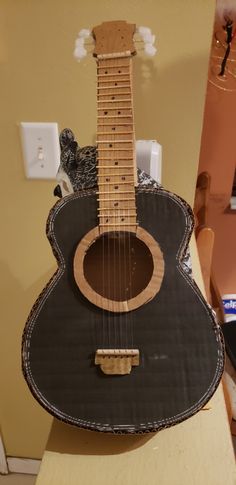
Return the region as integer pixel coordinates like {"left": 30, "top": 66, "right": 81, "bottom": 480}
{"left": 109, "top": 144, "right": 113, "bottom": 147}
{"left": 104, "top": 111, "right": 108, "bottom": 115}
{"left": 115, "top": 162, "right": 118, "bottom": 165}
{"left": 114, "top": 202, "right": 118, "bottom": 206}
{"left": 114, "top": 186, "right": 118, "bottom": 189}
{"left": 121, "top": 176, "right": 125, "bottom": 180}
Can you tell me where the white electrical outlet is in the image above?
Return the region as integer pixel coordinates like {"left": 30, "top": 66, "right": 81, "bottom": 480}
{"left": 20, "top": 122, "right": 60, "bottom": 179}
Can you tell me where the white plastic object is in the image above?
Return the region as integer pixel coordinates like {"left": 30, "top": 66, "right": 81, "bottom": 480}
{"left": 142, "top": 33, "right": 155, "bottom": 44}
{"left": 74, "top": 34, "right": 88, "bottom": 60}
{"left": 144, "top": 43, "right": 157, "bottom": 56}
{"left": 20, "top": 122, "right": 60, "bottom": 179}
{"left": 74, "top": 45, "right": 87, "bottom": 60}
{"left": 136, "top": 26, "right": 157, "bottom": 57}
{"left": 137, "top": 26, "right": 152, "bottom": 36}
{"left": 78, "top": 28, "right": 91, "bottom": 38}
{"left": 75, "top": 37, "right": 86, "bottom": 47}
{"left": 136, "top": 140, "right": 162, "bottom": 184}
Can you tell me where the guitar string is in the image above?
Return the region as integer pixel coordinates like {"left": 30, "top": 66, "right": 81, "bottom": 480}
{"left": 98, "top": 65, "right": 104, "bottom": 352}
{"left": 126, "top": 58, "right": 133, "bottom": 350}
{"left": 115, "top": 68, "right": 123, "bottom": 349}
{"left": 110, "top": 64, "right": 116, "bottom": 347}
{"left": 99, "top": 58, "right": 135, "bottom": 353}
{"left": 128, "top": 58, "right": 133, "bottom": 350}
{"left": 130, "top": 58, "right": 135, "bottom": 350}
{"left": 118, "top": 181, "right": 122, "bottom": 349}
{"left": 98, "top": 63, "right": 108, "bottom": 352}
{"left": 119, "top": 59, "right": 133, "bottom": 350}
{"left": 107, "top": 95, "right": 111, "bottom": 350}
{"left": 120, "top": 67, "right": 128, "bottom": 350}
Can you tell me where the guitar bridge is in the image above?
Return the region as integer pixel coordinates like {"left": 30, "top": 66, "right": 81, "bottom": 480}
{"left": 95, "top": 349, "right": 139, "bottom": 375}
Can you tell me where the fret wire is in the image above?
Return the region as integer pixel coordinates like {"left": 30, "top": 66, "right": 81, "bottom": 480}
{"left": 97, "top": 64, "right": 130, "bottom": 69}
{"left": 98, "top": 149, "right": 133, "bottom": 152}
{"left": 98, "top": 79, "right": 129, "bottom": 84}
{"left": 98, "top": 213, "right": 136, "bottom": 217}
{"left": 98, "top": 92, "right": 131, "bottom": 97}
{"left": 98, "top": 197, "right": 135, "bottom": 202}
{"left": 98, "top": 73, "right": 130, "bottom": 78}
{"left": 98, "top": 181, "right": 134, "bottom": 185}
{"left": 98, "top": 107, "right": 132, "bottom": 111}
{"left": 98, "top": 164, "right": 133, "bottom": 168}
{"left": 97, "top": 123, "right": 133, "bottom": 126}
{"left": 99, "top": 216, "right": 137, "bottom": 218}
{"left": 98, "top": 208, "right": 136, "bottom": 212}
{"left": 97, "top": 140, "right": 133, "bottom": 143}
{"left": 97, "top": 131, "right": 134, "bottom": 135}
{"left": 97, "top": 156, "right": 133, "bottom": 160}
{"left": 97, "top": 99, "right": 132, "bottom": 103}
{"left": 98, "top": 178, "right": 134, "bottom": 185}
{"left": 97, "top": 84, "right": 131, "bottom": 89}
{"left": 98, "top": 115, "right": 133, "bottom": 119}
{"left": 96, "top": 191, "right": 134, "bottom": 195}
{"left": 100, "top": 223, "right": 137, "bottom": 227}
{"left": 98, "top": 174, "right": 134, "bottom": 178}
{"left": 97, "top": 85, "right": 131, "bottom": 90}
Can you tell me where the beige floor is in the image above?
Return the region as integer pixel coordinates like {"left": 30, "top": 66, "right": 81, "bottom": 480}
{"left": 0, "top": 474, "right": 36, "bottom": 484}
{"left": 1, "top": 437, "right": 235, "bottom": 485}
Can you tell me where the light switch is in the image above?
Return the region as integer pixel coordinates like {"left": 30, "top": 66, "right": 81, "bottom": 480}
{"left": 20, "top": 122, "right": 60, "bottom": 179}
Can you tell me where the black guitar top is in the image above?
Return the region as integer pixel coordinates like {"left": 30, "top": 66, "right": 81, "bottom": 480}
{"left": 22, "top": 182, "right": 224, "bottom": 433}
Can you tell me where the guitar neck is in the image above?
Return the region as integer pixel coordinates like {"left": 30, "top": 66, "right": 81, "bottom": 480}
{"left": 96, "top": 56, "right": 137, "bottom": 234}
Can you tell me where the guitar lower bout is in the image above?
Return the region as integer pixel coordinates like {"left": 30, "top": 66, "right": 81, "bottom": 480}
{"left": 73, "top": 225, "right": 165, "bottom": 312}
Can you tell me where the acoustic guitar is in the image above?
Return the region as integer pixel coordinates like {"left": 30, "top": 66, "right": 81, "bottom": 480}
{"left": 22, "top": 21, "right": 224, "bottom": 433}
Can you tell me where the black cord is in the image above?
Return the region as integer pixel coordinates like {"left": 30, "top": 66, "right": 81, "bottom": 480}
{"left": 219, "top": 18, "right": 233, "bottom": 77}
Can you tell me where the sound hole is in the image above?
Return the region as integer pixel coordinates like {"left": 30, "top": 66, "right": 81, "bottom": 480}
{"left": 83, "top": 231, "right": 154, "bottom": 301}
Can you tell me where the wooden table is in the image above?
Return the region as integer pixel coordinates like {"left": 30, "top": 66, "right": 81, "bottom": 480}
{"left": 35, "top": 239, "right": 236, "bottom": 485}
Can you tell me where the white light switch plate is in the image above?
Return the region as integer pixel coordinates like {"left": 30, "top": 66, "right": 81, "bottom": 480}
{"left": 20, "top": 122, "right": 60, "bottom": 179}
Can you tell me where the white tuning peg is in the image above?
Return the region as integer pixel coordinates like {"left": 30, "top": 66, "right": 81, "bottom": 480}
{"left": 78, "top": 28, "right": 91, "bottom": 39}
{"left": 74, "top": 33, "right": 87, "bottom": 61}
{"left": 142, "top": 33, "right": 155, "bottom": 44}
{"left": 74, "top": 28, "right": 94, "bottom": 61}
{"left": 144, "top": 43, "right": 157, "bottom": 57}
{"left": 137, "top": 26, "right": 152, "bottom": 36}
{"left": 74, "top": 45, "right": 87, "bottom": 60}
{"left": 75, "top": 37, "right": 85, "bottom": 48}
{"left": 136, "top": 25, "right": 157, "bottom": 57}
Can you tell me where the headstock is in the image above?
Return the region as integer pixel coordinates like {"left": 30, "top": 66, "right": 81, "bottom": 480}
{"left": 92, "top": 20, "right": 136, "bottom": 58}
{"left": 74, "top": 21, "right": 156, "bottom": 61}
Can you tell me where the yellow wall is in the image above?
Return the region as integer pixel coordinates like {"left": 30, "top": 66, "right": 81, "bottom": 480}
{"left": 0, "top": 0, "right": 214, "bottom": 458}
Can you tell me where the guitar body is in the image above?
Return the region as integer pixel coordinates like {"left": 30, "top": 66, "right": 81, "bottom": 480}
{"left": 22, "top": 186, "right": 224, "bottom": 433}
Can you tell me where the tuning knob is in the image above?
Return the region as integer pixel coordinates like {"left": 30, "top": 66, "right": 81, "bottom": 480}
{"left": 138, "top": 26, "right": 152, "bottom": 36}
{"left": 144, "top": 43, "right": 157, "bottom": 57}
{"left": 74, "top": 38, "right": 87, "bottom": 60}
{"left": 74, "top": 28, "right": 92, "bottom": 61}
{"left": 136, "top": 25, "right": 157, "bottom": 57}
{"left": 78, "top": 28, "right": 91, "bottom": 39}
